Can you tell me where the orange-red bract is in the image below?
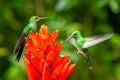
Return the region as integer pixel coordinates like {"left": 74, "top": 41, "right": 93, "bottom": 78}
{"left": 24, "top": 25, "right": 76, "bottom": 80}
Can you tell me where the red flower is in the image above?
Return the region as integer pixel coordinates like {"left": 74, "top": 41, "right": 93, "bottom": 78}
{"left": 24, "top": 25, "right": 76, "bottom": 80}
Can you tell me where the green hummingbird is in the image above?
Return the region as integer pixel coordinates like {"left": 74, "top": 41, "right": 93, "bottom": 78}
{"left": 13, "top": 16, "right": 49, "bottom": 62}
{"left": 65, "top": 31, "right": 113, "bottom": 69}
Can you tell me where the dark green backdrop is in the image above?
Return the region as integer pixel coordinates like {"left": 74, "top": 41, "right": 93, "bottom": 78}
{"left": 0, "top": 0, "right": 120, "bottom": 80}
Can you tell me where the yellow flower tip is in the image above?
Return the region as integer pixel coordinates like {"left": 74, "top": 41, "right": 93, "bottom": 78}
{"left": 29, "top": 31, "right": 32, "bottom": 33}
{"left": 60, "top": 55, "right": 65, "bottom": 57}
{"left": 24, "top": 37, "right": 28, "bottom": 39}
{"left": 41, "top": 24, "right": 45, "bottom": 27}
{"left": 67, "top": 54, "right": 71, "bottom": 56}
{"left": 60, "top": 64, "right": 63, "bottom": 66}
{"left": 50, "top": 51, "right": 54, "bottom": 53}
{"left": 36, "top": 33, "right": 38, "bottom": 35}
{"left": 60, "top": 41, "right": 63, "bottom": 43}
{"left": 72, "top": 63, "right": 76, "bottom": 67}
{"left": 45, "top": 26, "right": 48, "bottom": 28}
{"left": 36, "top": 49, "right": 39, "bottom": 51}
{"left": 36, "top": 49, "right": 40, "bottom": 52}
{"left": 24, "top": 58, "right": 30, "bottom": 64}
{"left": 25, "top": 44, "right": 29, "bottom": 46}
{"left": 56, "top": 29, "right": 59, "bottom": 32}
{"left": 41, "top": 34, "right": 45, "bottom": 38}
{"left": 52, "top": 40, "right": 55, "bottom": 42}
{"left": 31, "top": 56, "right": 35, "bottom": 59}
{"left": 41, "top": 34, "right": 44, "bottom": 37}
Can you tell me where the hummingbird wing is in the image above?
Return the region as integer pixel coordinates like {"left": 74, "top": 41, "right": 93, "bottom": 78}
{"left": 69, "top": 37, "right": 82, "bottom": 52}
{"left": 13, "top": 33, "right": 26, "bottom": 61}
{"left": 82, "top": 33, "right": 113, "bottom": 48}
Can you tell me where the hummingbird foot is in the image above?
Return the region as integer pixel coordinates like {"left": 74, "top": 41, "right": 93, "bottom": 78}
{"left": 74, "top": 51, "right": 81, "bottom": 54}
{"left": 75, "top": 50, "right": 88, "bottom": 58}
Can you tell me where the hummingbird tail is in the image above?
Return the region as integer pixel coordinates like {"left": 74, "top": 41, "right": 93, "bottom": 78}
{"left": 15, "top": 47, "right": 23, "bottom": 62}
{"left": 13, "top": 33, "right": 26, "bottom": 53}
{"left": 15, "top": 41, "right": 25, "bottom": 62}
{"left": 13, "top": 33, "right": 26, "bottom": 62}
{"left": 86, "top": 57, "right": 93, "bottom": 69}
{"left": 81, "top": 50, "right": 93, "bottom": 69}
{"left": 84, "top": 52, "right": 93, "bottom": 69}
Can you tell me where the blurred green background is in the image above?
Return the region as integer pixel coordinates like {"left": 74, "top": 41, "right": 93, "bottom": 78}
{"left": 0, "top": 0, "right": 120, "bottom": 80}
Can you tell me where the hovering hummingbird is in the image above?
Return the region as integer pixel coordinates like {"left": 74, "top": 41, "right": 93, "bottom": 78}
{"left": 65, "top": 31, "right": 113, "bottom": 69}
{"left": 13, "top": 16, "right": 49, "bottom": 62}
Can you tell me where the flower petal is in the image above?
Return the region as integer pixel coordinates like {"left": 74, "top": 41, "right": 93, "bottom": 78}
{"left": 39, "top": 25, "right": 50, "bottom": 39}
{"left": 49, "top": 30, "right": 58, "bottom": 44}
{"left": 25, "top": 37, "right": 32, "bottom": 45}
{"left": 45, "top": 51, "right": 55, "bottom": 65}
{"left": 24, "top": 58, "right": 41, "bottom": 80}
{"left": 50, "top": 64, "right": 63, "bottom": 79}
{"left": 60, "top": 63, "right": 76, "bottom": 80}
{"left": 65, "top": 63, "right": 76, "bottom": 78}
{"left": 40, "top": 39, "right": 48, "bottom": 52}
{"left": 30, "top": 56, "right": 40, "bottom": 72}
{"left": 42, "top": 63, "right": 50, "bottom": 80}
{"left": 54, "top": 41, "right": 63, "bottom": 57}
{"left": 59, "top": 62, "right": 70, "bottom": 80}
{"left": 51, "top": 55, "right": 70, "bottom": 71}
{"left": 45, "top": 43, "right": 56, "bottom": 55}
{"left": 30, "top": 31, "right": 39, "bottom": 47}
{"left": 25, "top": 44, "right": 36, "bottom": 56}
{"left": 25, "top": 53, "right": 40, "bottom": 72}
{"left": 39, "top": 59, "right": 46, "bottom": 74}
{"left": 35, "top": 49, "right": 44, "bottom": 60}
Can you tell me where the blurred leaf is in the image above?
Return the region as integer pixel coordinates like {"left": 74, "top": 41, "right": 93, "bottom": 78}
{"left": 109, "top": 0, "right": 119, "bottom": 14}
{"left": 4, "top": 62, "right": 26, "bottom": 80}
{"left": 55, "top": 0, "right": 69, "bottom": 11}
{"left": 0, "top": 34, "right": 3, "bottom": 44}
{"left": 94, "top": 24, "right": 114, "bottom": 34}
{"left": 98, "top": 0, "right": 108, "bottom": 7}
{"left": 115, "top": 64, "right": 120, "bottom": 80}
{"left": 111, "top": 33, "right": 120, "bottom": 47}
{"left": 0, "top": 47, "right": 8, "bottom": 56}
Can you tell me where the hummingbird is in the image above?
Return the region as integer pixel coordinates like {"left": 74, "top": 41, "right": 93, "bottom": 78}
{"left": 13, "top": 16, "right": 49, "bottom": 62}
{"left": 65, "top": 31, "right": 113, "bottom": 69}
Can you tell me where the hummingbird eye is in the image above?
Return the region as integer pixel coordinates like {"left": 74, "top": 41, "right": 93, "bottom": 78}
{"left": 35, "top": 17, "right": 40, "bottom": 22}
{"left": 73, "top": 33, "right": 77, "bottom": 38}
{"left": 35, "top": 17, "right": 38, "bottom": 20}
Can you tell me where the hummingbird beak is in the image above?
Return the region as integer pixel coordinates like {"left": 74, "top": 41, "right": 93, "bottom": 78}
{"left": 36, "top": 17, "right": 50, "bottom": 22}
{"left": 64, "top": 35, "right": 74, "bottom": 42}
{"left": 40, "top": 17, "right": 50, "bottom": 20}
